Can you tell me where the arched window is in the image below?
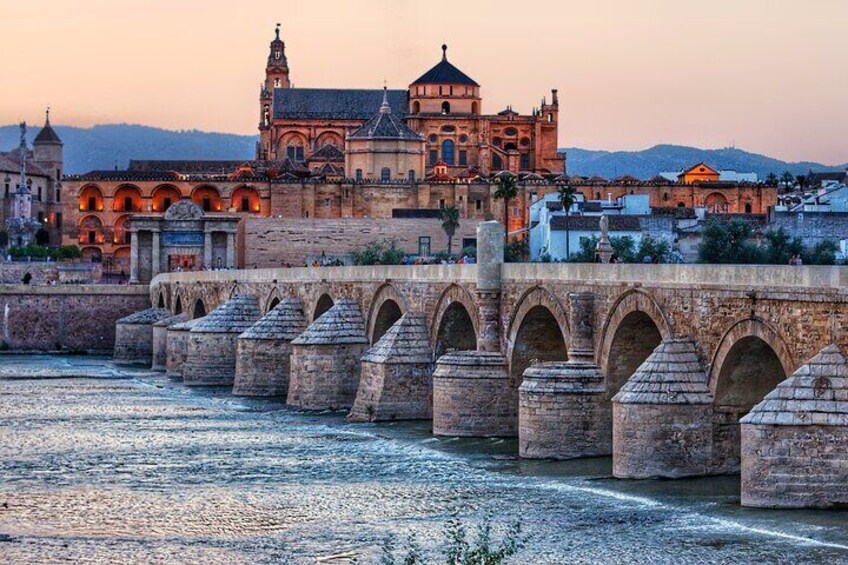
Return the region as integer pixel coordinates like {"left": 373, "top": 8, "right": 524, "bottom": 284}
{"left": 442, "top": 139, "right": 455, "bottom": 165}
{"left": 441, "top": 101, "right": 451, "bottom": 114}
{"left": 472, "top": 102, "right": 479, "bottom": 114}
{"left": 745, "top": 203, "right": 752, "bottom": 214}
{"left": 492, "top": 154, "right": 502, "bottom": 170}
{"left": 381, "top": 167, "right": 391, "bottom": 181}
{"left": 355, "top": 169, "right": 363, "bottom": 181}
{"left": 408, "top": 170, "right": 416, "bottom": 181}
{"left": 412, "top": 101, "right": 421, "bottom": 113}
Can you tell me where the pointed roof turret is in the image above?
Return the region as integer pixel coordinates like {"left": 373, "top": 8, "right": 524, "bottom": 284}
{"left": 239, "top": 299, "right": 307, "bottom": 340}
{"left": 741, "top": 344, "right": 848, "bottom": 427}
{"left": 190, "top": 294, "right": 262, "bottom": 334}
{"left": 291, "top": 298, "right": 368, "bottom": 345}
{"left": 411, "top": 44, "right": 479, "bottom": 87}
{"left": 612, "top": 338, "right": 713, "bottom": 405}
{"left": 349, "top": 87, "right": 423, "bottom": 141}
{"left": 33, "top": 108, "right": 62, "bottom": 145}
{"left": 362, "top": 313, "right": 433, "bottom": 364}
{"left": 267, "top": 22, "right": 288, "bottom": 68}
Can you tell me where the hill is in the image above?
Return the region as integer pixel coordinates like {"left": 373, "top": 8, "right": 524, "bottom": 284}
{"left": 0, "top": 124, "right": 256, "bottom": 174}
{"left": 1, "top": 123, "right": 844, "bottom": 179}
{"left": 562, "top": 144, "right": 846, "bottom": 180}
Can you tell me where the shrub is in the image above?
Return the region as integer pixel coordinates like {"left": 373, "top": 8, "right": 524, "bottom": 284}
{"left": 803, "top": 240, "right": 838, "bottom": 266}
{"left": 504, "top": 237, "right": 528, "bottom": 263}
{"left": 351, "top": 240, "right": 405, "bottom": 266}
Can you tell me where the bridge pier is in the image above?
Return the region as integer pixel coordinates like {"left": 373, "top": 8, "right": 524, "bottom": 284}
{"left": 165, "top": 316, "right": 203, "bottom": 378}
{"left": 287, "top": 298, "right": 369, "bottom": 410}
{"left": 232, "top": 299, "right": 306, "bottom": 397}
{"left": 152, "top": 314, "right": 187, "bottom": 371}
{"left": 182, "top": 294, "right": 261, "bottom": 386}
{"left": 741, "top": 344, "right": 848, "bottom": 509}
{"left": 612, "top": 338, "right": 714, "bottom": 479}
{"left": 349, "top": 313, "right": 433, "bottom": 422}
{"left": 113, "top": 307, "right": 172, "bottom": 366}
{"left": 519, "top": 292, "right": 611, "bottom": 459}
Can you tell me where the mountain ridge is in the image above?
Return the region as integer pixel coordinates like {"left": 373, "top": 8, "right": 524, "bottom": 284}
{"left": 1, "top": 123, "right": 844, "bottom": 179}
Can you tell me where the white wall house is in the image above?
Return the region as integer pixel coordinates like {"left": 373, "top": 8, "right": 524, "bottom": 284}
{"left": 529, "top": 193, "right": 662, "bottom": 261}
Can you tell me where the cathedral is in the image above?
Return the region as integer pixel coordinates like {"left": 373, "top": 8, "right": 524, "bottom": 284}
{"left": 257, "top": 25, "right": 565, "bottom": 178}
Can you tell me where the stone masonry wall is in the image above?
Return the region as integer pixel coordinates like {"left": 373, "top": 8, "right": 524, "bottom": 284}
{"left": 244, "top": 218, "right": 479, "bottom": 267}
{"left": 0, "top": 285, "right": 148, "bottom": 352}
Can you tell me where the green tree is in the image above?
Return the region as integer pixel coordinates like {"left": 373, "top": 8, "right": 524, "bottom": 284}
{"left": 504, "top": 237, "right": 528, "bottom": 263}
{"left": 493, "top": 173, "right": 518, "bottom": 242}
{"left": 803, "top": 240, "right": 838, "bottom": 265}
{"left": 765, "top": 172, "right": 779, "bottom": 186}
{"left": 697, "top": 217, "right": 762, "bottom": 264}
{"left": 440, "top": 204, "right": 460, "bottom": 255}
{"left": 570, "top": 235, "right": 599, "bottom": 263}
{"left": 351, "top": 240, "right": 405, "bottom": 265}
{"left": 636, "top": 235, "right": 671, "bottom": 263}
{"left": 762, "top": 228, "right": 803, "bottom": 264}
{"left": 556, "top": 184, "right": 578, "bottom": 260}
{"left": 780, "top": 171, "right": 795, "bottom": 187}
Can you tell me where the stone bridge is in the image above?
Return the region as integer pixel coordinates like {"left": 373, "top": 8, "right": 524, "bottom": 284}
{"left": 131, "top": 223, "right": 848, "bottom": 509}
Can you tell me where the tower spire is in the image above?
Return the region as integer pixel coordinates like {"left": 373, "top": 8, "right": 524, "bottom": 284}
{"left": 380, "top": 85, "right": 391, "bottom": 114}
{"left": 442, "top": 44, "right": 448, "bottom": 61}
{"left": 18, "top": 122, "right": 27, "bottom": 194}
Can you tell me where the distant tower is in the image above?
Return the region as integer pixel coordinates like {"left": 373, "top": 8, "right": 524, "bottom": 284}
{"left": 32, "top": 108, "right": 64, "bottom": 184}
{"left": 258, "top": 23, "right": 290, "bottom": 160}
{"left": 6, "top": 122, "right": 41, "bottom": 247}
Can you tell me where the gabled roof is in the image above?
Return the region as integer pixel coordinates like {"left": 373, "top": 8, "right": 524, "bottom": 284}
{"left": 307, "top": 144, "right": 344, "bottom": 162}
{"left": 273, "top": 88, "right": 407, "bottom": 120}
{"left": 410, "top": 45, "right": 479, "bottom": 87}
{"left": 680, "top": 162, "right": 719, "bottom": 177}
{"left": 191, "top": 294, "right": 262, "bottom": 334}
{"left": 549, "top": 214, "right": 643, "bottom": 232}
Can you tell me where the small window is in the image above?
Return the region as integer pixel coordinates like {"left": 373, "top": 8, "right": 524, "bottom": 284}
{"left": 163, "top": 197, "right": 172, "bottom": 211}
{"left": 202, "top": 197, "right": 211, "bottom": 212}
{"left": 355, "top": 169, "right": 363, "bottom": 181}
{"left": 429, "top": 150, "right": 438, "bottom": 166}
{"left": 663, "top": 192, "right": 669, "bottom": 202}
{"left": 547, "top": 114, "right": 553, "bottom": 122}
{"left": 441, "top": 101, "right": 451, "bottom": 114}
{"left": 492, "top": 154, "right": 502, "bottom": 169}
{"left": 429, "top": 134, "right": 438, "bottom": 143}
{"left": 56, "top": 213, "right": 62, "bottom": 229}
{"left": 677, "top": 202, "right": 686, "bottom": 208}
{"left": 439, "top": 199, "right": 446, "bottom": 208}
{"left": 381, "top": 167, "right": 391, "bottom": 181}
{"left": 418, "top": 236, "right": 431, "bottom": 257}
{"left": 442, "top": 139, "right": 455, "bottom": 165}
{"left": 56, "top": 169, "right": 61, "bottom": 181}
{"left": 37, "top": 187, "right": 42, "bottom": 201}
{"left": 459, "top": 134, "right": 468, "bottom": 143}
{"left": 745, "top": 203, "right": 752, "bottom": 214}
{"left": 241, "top": 196, "right": 250, "bottom": 212}
{"left": 88, "top": 231, "right": 96, "bottom": 244}
{"left": 124, "top": 196, "right": 133, "bottom": 211}
{"left": 520, "top": 137, "right": 530, "bottom": 147}
{"left": 475, "top": 199, "right": 482, "bottom": 211}
{"left": 324, "top": 198, "right": 331, "bottom": 208}
{"left": 441, "top": 126, "right": 456, "bottom": 133}
{"left": 459, "top": 150, "right": 467, "bottom": 166}
{"left": 56, "top": 189, "right": 61, "bottom": 202}
{"left": 4, "top": 183, "right": 8, "bottom": 197}
{"left": 344, "top": 188, "right": 351, "bottom": 198}
{"left": 520, "top": 153, "right": 530, "bottom": 171}
{"left": 408, "top": 170, "right": 416, "bottom": 181}
{"left": 505, "top": 127, "right": 518, "bottom": 136}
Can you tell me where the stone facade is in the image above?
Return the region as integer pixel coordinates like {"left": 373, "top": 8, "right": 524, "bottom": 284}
{"left": 519, "top": 361, "right": 610, "bottom": 459}
{"left": 232, "top": 299, "right": 307, "bottom": 397}
{"left": 740, "top": 344, "right": 848, "bottom": 508}
{"left": 349, "top": 313, "right": 434, "bottom": 422}
{"left": 612, "top": 339, "right": 714, "bottom": 479}
{"left": 182, "top": 294, "right": 262, "bottom": 386}
{"left": 0, "top": 284, "right": 148, "bottom": 352}
{"left": 432, "top": 351, "right": 514, "bottom": 437}
{"left": 152, "top": 314, "right": 187, "bottom": 371}
{"left": 112, "top": 307, "right": 171, "bottom": 366}
{"left": 288, "top": 299, "right": 369, "bottom": 410}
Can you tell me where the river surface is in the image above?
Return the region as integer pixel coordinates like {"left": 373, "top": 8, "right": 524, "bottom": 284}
{"left": 1, "top": 355, "right": 847, "bottom": 564}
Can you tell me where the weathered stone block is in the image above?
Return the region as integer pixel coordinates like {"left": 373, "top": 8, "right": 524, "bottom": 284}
{"left": 166, "top": 317, "right": 204, "bottom": 378}
{"left": 152, "top": 314, "right": 188, "bottom": 371}
{"left": 433, "top": 351, "right": 515, "bottom": 437}
{"left": 350, "top": 313, "right": 434, "bottom": 422}
{"left": 519, "top": 361, "right": 611, "bottom": 459}
{"left": 113, "top": 307, "right": 171, "bottom": 366}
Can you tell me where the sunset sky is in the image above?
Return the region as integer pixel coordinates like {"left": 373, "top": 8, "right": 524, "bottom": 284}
{"left": 1, "top": 0, "right": 846, "bottom": 163}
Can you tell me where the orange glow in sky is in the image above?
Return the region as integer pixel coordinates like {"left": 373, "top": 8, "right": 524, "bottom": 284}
{"left": 1, "top": 0, "right": 846, "bottom": 163}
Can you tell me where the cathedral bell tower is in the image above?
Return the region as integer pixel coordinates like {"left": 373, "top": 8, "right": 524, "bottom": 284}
{"left": 258, "top": 23, "right": 290, "bottom": 159}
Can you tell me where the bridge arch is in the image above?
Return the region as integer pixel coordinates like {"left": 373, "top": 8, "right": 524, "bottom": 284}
{"left": 264, "top": 287, "right": 283, "bottom": 313}
{"left": 709, "top": 317, "right": 793, "bottom": 470}
{"left": 599, "top": 289, "right": 672, "bottom": 398}
{"left": 313, "top": 293, "right": 335, "bottom": 321}
{"left": 192, "top": 298, "right": 207, "bottom": 319}
{"left": 506, "top": 286, "right": 570, "bottom": 387}
{"left": 366, "top": 283, "right": 409, "bottom": 344}
{"left": 431, "top": 284, "right": 479, "bottom": 359}
{"left": 173, "top": 294, "right": 183, "bottom": 315}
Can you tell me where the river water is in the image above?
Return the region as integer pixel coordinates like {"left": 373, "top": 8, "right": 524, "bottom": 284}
{"left": 1, "top": 355, "right": 847, "bottom": 564}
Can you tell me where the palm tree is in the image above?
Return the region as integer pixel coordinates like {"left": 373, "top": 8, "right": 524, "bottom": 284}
{"left": 494, "top": 173, "right": 518, "bottom": 242}
{"left": 440, "top": 204, "right": 460, "bottom": 255}
{"left": 557, "top": 184, "right": 578, "bottom": 260}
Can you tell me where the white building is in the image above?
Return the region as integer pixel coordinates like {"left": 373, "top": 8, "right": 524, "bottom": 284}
{"left": 529, "top": 193, "right": 668, "bottom": 261}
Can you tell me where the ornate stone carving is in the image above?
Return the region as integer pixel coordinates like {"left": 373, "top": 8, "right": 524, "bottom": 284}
{"left": 164, "top": 199, "right": 204, "bottom": 221}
